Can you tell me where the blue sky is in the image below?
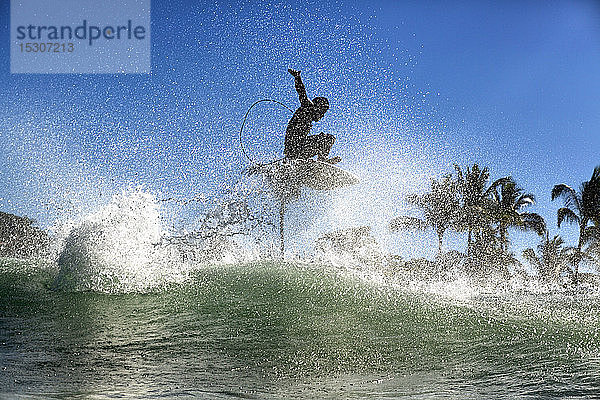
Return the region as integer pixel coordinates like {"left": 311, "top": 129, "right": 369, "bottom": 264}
{"left": 1, "top": 0, "right": 599, "bottom": 258}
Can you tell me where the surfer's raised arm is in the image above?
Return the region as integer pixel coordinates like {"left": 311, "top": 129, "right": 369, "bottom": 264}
{"left": 288, "top": 68, "right": 311, "bottom": 108}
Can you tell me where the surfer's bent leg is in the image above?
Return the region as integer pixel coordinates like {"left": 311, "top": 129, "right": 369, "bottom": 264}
{"left": 298, "top": 132, "right": 335, "bottom": 160}
{"left": 284, "top": 135, "right": 304, "bottom": 159}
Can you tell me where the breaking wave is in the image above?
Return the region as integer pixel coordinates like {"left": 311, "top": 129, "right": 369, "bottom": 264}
{"left": 53, "top": 188, "right": 192, "bottom": 293}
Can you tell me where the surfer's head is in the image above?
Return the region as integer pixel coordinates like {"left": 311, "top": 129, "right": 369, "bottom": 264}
{"left": 311, "top": 97, "right": 329, "bottom": 121}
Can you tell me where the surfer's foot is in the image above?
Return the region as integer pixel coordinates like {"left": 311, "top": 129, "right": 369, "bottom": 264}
{"left": 325, "top": 156, "right": 341, "bottom": 164}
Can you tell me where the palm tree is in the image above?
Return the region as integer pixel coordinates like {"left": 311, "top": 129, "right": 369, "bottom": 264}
{"left": 583, "top": 219, "right": 600, "bottom": 269}
{"left": 390, "top": 175, "right": 459, "bottom": 256}
{"left": 522, "top": 234, "right": 571, "bottom": 282}
{"left": 589, "top": 233, "right": 600, "bottom": 266}
{"left": 492, "top": 178, "right": 546, "bottom": 253}
{"left": 468, "top": 223, "right": 518, "bottom": 277}
{"left": 551, "top": 165, "right": 600, "bottom": 284}
{"left": 453, "top": 163, "right": 510, "bottom": 256}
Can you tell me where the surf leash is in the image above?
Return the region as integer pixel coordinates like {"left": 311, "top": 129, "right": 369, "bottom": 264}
{"left": 161, "top": 99, "right": 292, "bottom": 204}
{"left": 238, "top": 99, "right": 293, "bottom": 169}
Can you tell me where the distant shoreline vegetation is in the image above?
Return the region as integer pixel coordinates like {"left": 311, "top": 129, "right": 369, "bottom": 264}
{"left": 386, "top": 163, "right": 600, "bottom": 285}
{"left": 0, "top": 212, "right": 49, "bottom": 259}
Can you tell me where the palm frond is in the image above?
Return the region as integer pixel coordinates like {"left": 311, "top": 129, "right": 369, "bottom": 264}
{"left": 520, "top": 212, "right": 547, "bottom": 236}
{"left": 561, "top": 246, "right": 580, "bottom": 267}
{"left": 547, "top": 234, "right": 565, "bottom": 249}
{"left": 516, "top": 193, "right": 535, "bottom": 209}
{"left": 551, "top": 183, "right": 574, "bottom": 201}
{"left": 582, "top": 169, "right": 600, "bottom": 221}
{"left": 592, "top": 165, "right": 600, "bottom": 182}
{"left": 484, "top": 177, "right": 511, "bottom": 197}
{"left": 551, "top": 184, "right": 580, "bottom": 212}
{"left": 557, "top": 207, "right": 580, "bottom": 228}
{"left": 580, "top": 252, "right": 598, "bottom": 264}
{"left": 453, "top": 164, "right": 464, "bottom": 183}
{"left": 389, "top": 216, "right": 428, "bottom": 232}
{"left": 522, "top": 248, "right": 541, "bottom": 269}
{"left": 405, "top": 193, "right": 421, "bottom": 207}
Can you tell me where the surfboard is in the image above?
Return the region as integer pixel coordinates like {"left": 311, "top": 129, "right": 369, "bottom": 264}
{"left": 250, "top": 158, "right": 359, "bottom": 191}
{"left": 293, "top": 159, "right": 359, "bottom": 190}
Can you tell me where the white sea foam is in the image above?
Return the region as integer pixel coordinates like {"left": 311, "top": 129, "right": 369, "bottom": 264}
{"left": 54, "top": 187, "right": 192, "bottom": 293}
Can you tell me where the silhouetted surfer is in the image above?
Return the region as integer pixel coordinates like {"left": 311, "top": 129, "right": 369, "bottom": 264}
{"left": 285, "top": 69, "right": 341, "bottom": 164}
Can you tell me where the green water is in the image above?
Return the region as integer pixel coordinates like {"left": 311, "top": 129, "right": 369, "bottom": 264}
{"left": 1, "top": 260, "right": 599, "bottom": 399}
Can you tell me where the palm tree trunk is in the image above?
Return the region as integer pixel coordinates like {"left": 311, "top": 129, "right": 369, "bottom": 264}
{"left": 467, "top": 229, "right": 472, "bottom": 257}
{"left": 574, "top": 245, "right": 581, "bottom": 285}
{"left": 574, "top": 221, "right": 587, "bottom": 285}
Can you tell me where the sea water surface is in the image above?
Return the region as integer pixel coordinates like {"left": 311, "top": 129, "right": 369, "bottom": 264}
{"left": 2, "top": 259, "right": 600, "bottom": 399}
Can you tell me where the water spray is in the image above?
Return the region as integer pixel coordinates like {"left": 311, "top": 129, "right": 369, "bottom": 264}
{"left": 162, "top": 99, "right": 295, "bottom": 257}
{"left": 239, "top": 98, "right": 296, "bottom": 257}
